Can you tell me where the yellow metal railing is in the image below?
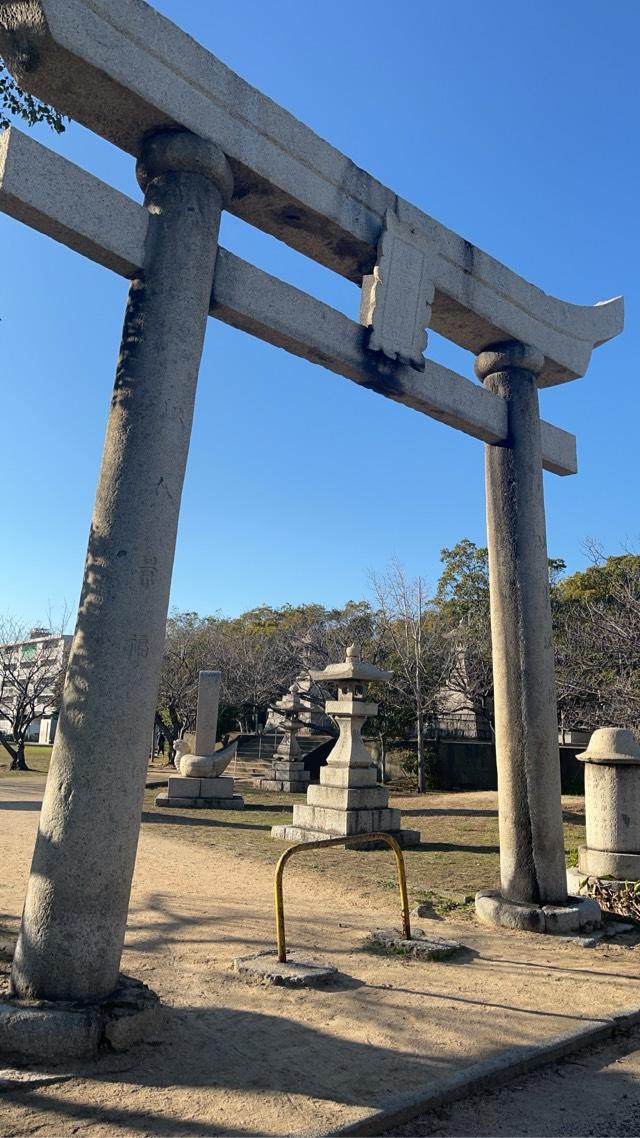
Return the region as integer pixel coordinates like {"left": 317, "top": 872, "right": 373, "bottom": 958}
{"left": 274, "top": 831, "right": 411, "bottom": 962}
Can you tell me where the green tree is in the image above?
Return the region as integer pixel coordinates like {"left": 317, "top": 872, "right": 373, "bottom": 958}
{"left": 435, "top": 539, "right": 490, "bottom": 620}
{"left": 554, "top": 549, "right": 640, "bottom": 732}
{"left": 370, "top": 562, "right": 442, "bottom": 793}
{"left": 155, "top": 611, "right": 212, "bottom": 760}
{"left": 433, "top": 541, "right": 494, "bottom": 732}
{"left": 433, "top": 540, "right": 566, "bottom": 734}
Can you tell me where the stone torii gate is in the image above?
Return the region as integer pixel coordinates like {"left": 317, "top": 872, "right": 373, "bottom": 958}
{"left": 0, "top": 0, "right": 623, "bottom": 1005}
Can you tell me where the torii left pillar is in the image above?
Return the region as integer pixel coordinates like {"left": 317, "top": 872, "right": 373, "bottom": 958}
{"left": 11, "top": 130, "right": 233, "bottom": 1002}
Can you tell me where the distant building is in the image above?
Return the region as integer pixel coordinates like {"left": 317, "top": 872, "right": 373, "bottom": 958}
{"left": 0, "top": 629, "right": 72, "bottom": 745}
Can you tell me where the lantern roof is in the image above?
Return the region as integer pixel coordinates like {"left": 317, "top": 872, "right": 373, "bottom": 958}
{"left": 311, "top": 644, "right": 392, "bottom": 685}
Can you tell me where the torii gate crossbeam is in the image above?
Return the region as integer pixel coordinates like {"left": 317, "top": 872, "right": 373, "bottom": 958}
{"left": 0, "top": 128, "right": 577, "bottom": 474}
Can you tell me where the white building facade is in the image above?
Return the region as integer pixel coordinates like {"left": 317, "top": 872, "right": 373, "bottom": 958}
{"left": 0, "top": 630, "right": 72, "bottom": 745}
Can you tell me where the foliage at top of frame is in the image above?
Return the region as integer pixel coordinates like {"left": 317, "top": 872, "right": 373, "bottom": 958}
{"left": 0, "top": 64, "right": 65, "bottom": 134}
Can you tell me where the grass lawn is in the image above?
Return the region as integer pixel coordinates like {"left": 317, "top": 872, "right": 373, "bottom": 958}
{"left": 1, "top": 746, "right": 587, "bottom": 911}
{"left": 140, "top": 785, "right": 586, "bottom": 913}
{"left": 0, "top": 744, "right": 52, "bottom": 775}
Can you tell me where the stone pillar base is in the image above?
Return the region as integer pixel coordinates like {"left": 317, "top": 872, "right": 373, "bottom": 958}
{"left": 0, "top": 973, "right": 159, "bottom": 1063}
{"left": 254, "top": 760, "right": 310, "bottom": 794}
{"left": 475, "top": 889, "right": 601, "bottom": 934}
{"left": 155, "top": 794, "right": 244, "bottom": 809}
{"left": 578, "top": 846, "right": 640, "bottom": 880}
{"left": 567, "top": 867, "right": 639, "bottom": 896}
{"left": 155, "top": 774, "right": 244, "bottom": 810}
{"left": 255, "top": 779, "right": 310, "bottom": 793}
{"left": 271, "top": 824, "right": 421, "bottom": 849}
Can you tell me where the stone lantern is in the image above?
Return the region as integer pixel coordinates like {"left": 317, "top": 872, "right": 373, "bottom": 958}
{"left": 272, "top": 644, "right": 420, "bottom": 846}
{"left": 255, "top": 682, "right": 310, "bottom": 793}
{"left": 575, "top": 728, "right": 640, "bottom": 881}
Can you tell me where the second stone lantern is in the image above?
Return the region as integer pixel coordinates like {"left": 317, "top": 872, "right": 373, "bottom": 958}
{"left": 272, "top": 644, "right": 420, "bottom": 846}
{"left": 255, "top": 682, "right": 310, "bottom": 793}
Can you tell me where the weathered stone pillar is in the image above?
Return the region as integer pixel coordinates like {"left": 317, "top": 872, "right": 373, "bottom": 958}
{"left": 476, "top": 342, "right": 567, "bottom": 907}
{"left": 11, "top": 130, "right": 233, "bottom": 1002}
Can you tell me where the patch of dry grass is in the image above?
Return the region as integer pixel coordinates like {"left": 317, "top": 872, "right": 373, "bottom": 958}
{"left": 141, "top": 787, "right": 586, "bottom": 911}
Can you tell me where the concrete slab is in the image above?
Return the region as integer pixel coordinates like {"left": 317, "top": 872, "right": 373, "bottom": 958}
{"left": 368, "top": 928, "right": 466, "bottom": 961}
{"left": 476, "top": 890, "right": 601, "bottom": 934}
{"left": 271, "top": 824, "right": 421, "bottom": 848}
{"left": 256, "top": 779, "right": 310, "bottom": 793}
{"left": 0, "top": 974, "right": 159, "bottom": 1063}
{"left": 154, "top": 793, "right": 244, "bottom": 809}
{"left": 233, "top": 951, "right": 337, "bottom": 988}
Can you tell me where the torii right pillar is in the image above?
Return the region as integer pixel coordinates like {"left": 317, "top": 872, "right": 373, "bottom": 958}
{"left": 475, "top": 342, "right": 600, "bottom": 934}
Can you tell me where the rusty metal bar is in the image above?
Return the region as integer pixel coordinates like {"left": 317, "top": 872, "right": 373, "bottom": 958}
{"left": 274, "top": 831, "right": 411, "bottom": 963}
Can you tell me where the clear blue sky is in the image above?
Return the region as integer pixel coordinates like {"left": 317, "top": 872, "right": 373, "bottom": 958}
{"left": 1, "top": 0, "right": 637, "bottom": 625}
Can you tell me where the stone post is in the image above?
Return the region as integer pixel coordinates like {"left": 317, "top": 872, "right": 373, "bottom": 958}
{"left": 195, "top": 671, "right": 221, "bottom": 757}
{"left": 576, "top": 728, "right": 640, "bottom": 881}
{"left": 11, "top": 130, "right": 233, "bottom": 1002}
{"left": 475, "top": 342, "right": 567, "bottom": 908}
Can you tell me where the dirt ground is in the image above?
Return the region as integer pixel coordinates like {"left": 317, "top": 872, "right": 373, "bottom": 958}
{"left": 2, "top": 780, "right": 640, "bottom": 1137}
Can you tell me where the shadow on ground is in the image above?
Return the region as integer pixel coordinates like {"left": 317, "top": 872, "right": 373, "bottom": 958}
{"left": 0, "top": 801, "right": 42, "bottom": 811}
{"left": 0, "top": 1001, "right": 582, "bottom": 1137}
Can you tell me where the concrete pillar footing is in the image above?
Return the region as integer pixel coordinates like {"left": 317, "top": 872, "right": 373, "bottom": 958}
{"left": 154, "top": 793, "right": 244, "bottom": 809}
{"left": 475, "top": 890, "right": 601, "bottom": 934}
{"left": 368, "top": 928, "right": 466, "bottom": 960}
{"left": 0, "top": 973, "right": 160, "bottom": 1063}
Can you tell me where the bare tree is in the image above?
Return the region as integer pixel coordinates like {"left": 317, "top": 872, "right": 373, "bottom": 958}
{"left": 0, "top": 616, "right": 70, "bottom": 770}
{"left": 155, "top": 611, "right": 213, "bottom": 762}
{"left": 369, "top": 562, "right": 442, "bottom": 792}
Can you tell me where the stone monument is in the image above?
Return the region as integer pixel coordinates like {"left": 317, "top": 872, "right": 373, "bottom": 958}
{"left": 156, "top": 671, "right": 243, "bottom": 809}
{"left": 572, "top": 728, "right": 640, "bottom": 883}
{"left": 0, "top": 0, "right": 622, "bottom": 1030}
{"left": 255, "top": 683, "right": 310, "bottom": 793}
{"left": 272, "top": 645, "right": 420, "bottom": 846}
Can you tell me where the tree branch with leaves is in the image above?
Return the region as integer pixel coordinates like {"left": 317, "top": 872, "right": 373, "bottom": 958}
{"left": 0, "top": 61, "right": 65, "bottom": 133}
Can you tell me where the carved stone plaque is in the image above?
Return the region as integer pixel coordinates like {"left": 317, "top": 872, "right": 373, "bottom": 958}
{"left": 361, "top": 209, "right": 436, "bottom": 370}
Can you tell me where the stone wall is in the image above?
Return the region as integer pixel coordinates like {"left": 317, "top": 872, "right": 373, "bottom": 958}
{"left": 379, "top": 740, "right": 584, "bottom": 795}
